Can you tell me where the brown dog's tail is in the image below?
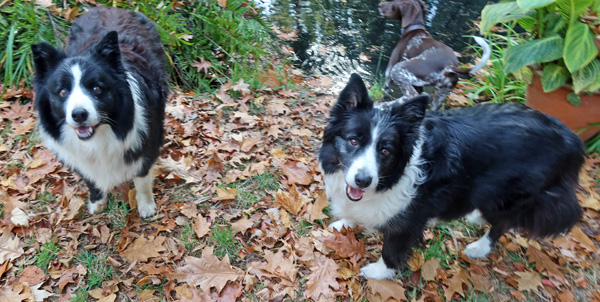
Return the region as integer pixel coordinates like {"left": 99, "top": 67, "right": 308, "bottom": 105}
{"left": 451, "top": 36, "right": 491, "bottom": 75}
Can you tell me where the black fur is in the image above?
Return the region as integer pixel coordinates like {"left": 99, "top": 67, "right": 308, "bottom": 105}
{"left": 319, "top": 74, "right": 584, "bottom": 272}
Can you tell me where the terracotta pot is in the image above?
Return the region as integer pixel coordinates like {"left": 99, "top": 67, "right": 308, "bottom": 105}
{"left": 526, "top": 72, "right": 600, "bottom": 141}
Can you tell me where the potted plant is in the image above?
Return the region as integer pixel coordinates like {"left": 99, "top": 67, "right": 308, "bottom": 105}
{"left": 480, "top": 0, "right": 600, "bottom": 141}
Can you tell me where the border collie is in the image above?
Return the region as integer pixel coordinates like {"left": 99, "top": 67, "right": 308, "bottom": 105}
{"left": 319, "top": 74, "right": 584, "bottom": 280}
{"left": 31, "top": 6, "right": 168, "bottom": 218}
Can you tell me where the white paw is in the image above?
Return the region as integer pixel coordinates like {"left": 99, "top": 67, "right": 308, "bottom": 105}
{"left": 464, "top": 233, "right": 492, "bottom": 258}
{"left": 87, "top": 200, "right": 105, "bottom": 214}
{"left": 137, "top": 199, "right": 156, "bottom": 218}
{"left": 465, "top": 209, "right": 486, "bottom": 226}
{"left": 328, "top": 219, "right": 355, "bottom": 232}
{"left": 359, "top": 257, "right": 396, "bottom": 280}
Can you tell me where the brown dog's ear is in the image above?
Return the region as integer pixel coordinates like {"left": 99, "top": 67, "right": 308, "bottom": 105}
{"left": 399, "top": 0, "right": 421, "bottom": 28}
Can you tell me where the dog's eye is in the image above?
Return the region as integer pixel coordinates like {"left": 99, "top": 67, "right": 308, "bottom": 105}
{"left": 59, "top": 88, "right": 68, "bottom": 97}
{"left": 92, "top": 86, "right": 102, "bottom": 94}
{"left": 349, "top": 138, "right": 359, "bottom": 146}
{"left": 381, "top": 148, "right": 390, "bottom": 156}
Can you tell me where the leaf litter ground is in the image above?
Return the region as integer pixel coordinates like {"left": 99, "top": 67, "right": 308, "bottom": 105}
{"left": 0, "top": 78, "right": 599, "bottom": 302}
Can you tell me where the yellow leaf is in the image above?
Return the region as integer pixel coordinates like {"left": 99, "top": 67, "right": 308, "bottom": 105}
{"left": 214, "top": 187, "right": 237, "bottom": 201}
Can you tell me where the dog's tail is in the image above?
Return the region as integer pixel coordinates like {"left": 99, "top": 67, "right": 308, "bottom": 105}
{"left": 451, "top": 36, "right": 491, "bottom": 75}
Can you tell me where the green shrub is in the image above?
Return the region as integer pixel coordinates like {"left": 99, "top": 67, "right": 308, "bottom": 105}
{"left": 459, "top": 33, "right": 527, "bottom": 104}
{"left": 0, "top": 0, "right": 285, "bottom": 93}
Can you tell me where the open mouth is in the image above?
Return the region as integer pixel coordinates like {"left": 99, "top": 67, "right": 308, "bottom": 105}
{"left": 345, "top": 185, "right": 365, "bottom": 202}
{"left": 75, "top": 125, "right": 96, "bottom": 140}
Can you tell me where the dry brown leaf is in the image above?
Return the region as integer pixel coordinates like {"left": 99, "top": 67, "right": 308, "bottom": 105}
{"left": 421, "top": 259, "right": 440, "bottom": 281}
{"left": 0, "top": 282, "right": 33, "bottom": 302}
{"left": 407, "top": 252, "right": 424, "bottom": 272}
{"left": 217, "top": 0, "right": 227, "bottom": 8}
{"left": 526, "top": 246, "right": 565, "bottom": 283}
{"left": 214, "top": 187, "right": 237, "bottom": 201}
{"left": 231, "top": 218, "right": 254, "bottom": 234}
{"left": 193, "top": 215, "right": 211, "bottom": 239}
{"left": 367, "top": 279, "right": 407, "bottom": 301}
{"left": 322, "top": 228, "right": 365, "bottom": 261}
{"left": 281, "top": 160, "right": 314, "bottom": 185}
{"left": 444, "top": 268, "right": 469, "bottom": 301}
{"left": 173, "top": 246, "right": 244, "bottom": 294}
{"left": 569, "top": 227, "right": 596, "bottom": 252}
{"left": 303, "top": 253, "right": 340, "bottom": 301}
{"left": 120, "top": 236, "right": 167, "bottom": 262}
{"left": 30, "top": 282, "right": 53, "bottom": 301}
{"left": 307, "top": 191, "right": 329, "bottom": 221}
{"left": 18, "top": 266, "right": 46, "bottom": 286}
{"left": 275, "top": 186, "right": 303, "bottom": 215}
{"left": 514, "top": 271, "right": 542, "bottom": 292}
{"left": 0, "top": 228, "right": 24, "bottom": 263}
{"left": 174, "top": 285, "right": 211, "bottom": 302}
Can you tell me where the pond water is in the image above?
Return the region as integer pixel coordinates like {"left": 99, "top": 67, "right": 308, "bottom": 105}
{"left": 257, "top": 0, "right": 494, "bottom": 91}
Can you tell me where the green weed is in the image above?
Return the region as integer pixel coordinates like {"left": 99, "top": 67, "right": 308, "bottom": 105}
{"left": 103, "top": 194, "right": 131, "bottom": 229}
{"left": 228, "top": 171, "right": 281, "bottom": 209}
{"left": 209, "top": 225, "right": 242, "bottom": 261}
{"left": 75, "top": 250, "right": 115, "bottom": 289}
{"left": 70, "top": 287, "right": 88, "bottom": 302}
{"left": 368, "top": 75, "right": 386, "bottom": 102}
{"left": 459, "top": 33, "right": 527, "bottom": 104}
{"left": 178, "top": 222, "right": 199, "bottom": 254}
{"left": 35, "top": 238, "right": 60, "bottom": 271}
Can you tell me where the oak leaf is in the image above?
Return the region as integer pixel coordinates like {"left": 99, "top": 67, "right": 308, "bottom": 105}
{"left": 307, "top": 191, "right": 329, "bottom": 221}
{"left": 17, "top": 266, "right": 45, "bottom": 286}
{"left": 0, "top": 282, "right": 32, "bottom": 302}
{"left": 173, "top": 246, "right": 243, "bottom": 294}
{"left": 303, "top": 253, "right": 340, "bottom": 301}
{"left": 526, "top": 247, "right": 565, "bottom": 283}
{"left": 120, "top": 236, "right": 166, "bottom": 262}
{"left": 231, "top": 218, "right": 254, "bottom": 234}
{"left": 193, "top": 215, "right": 211, "bottom": 239}
{"left": 232, "top": 79, "right": 251, "bottom": 95}
{"left": 192, "top": 57, "right": 211, "bottom": 74}
{"left": 569, "top": 227, "right": 596, "bottom": 252}
{"left": 30, "top": 282, "right": 53, "bottom": 301}
{"left": 514, "top": 271, "right": 542, "bottom": 292}
{"left": 281, "top": 160, "right": 313, "bottom": 185}
{"left": 421, "top": 259, "right": 440, "bottom": 281}
{"left": 275, "top": 185, "right": 303, "bottom": 215}
{"left": 0, "top": 228, "right": 24, "bottom": 263}
{"left": 214, "top": 187, "right": 237, "bottom": 201}
{"left": 367, "top": 279, "right": 407, "bottom": 301}
{"left": 444, "top": 268, "right": 469, "bottom": 301}
{"left": 322, "top": 228, "right": 365, "bottom": 261}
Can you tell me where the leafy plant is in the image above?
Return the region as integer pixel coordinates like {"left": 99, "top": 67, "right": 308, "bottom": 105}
{"left": 459, "top": 34, "right": 527, "bottom": 103}
{"left": 0, "top": 0, "right": 286, "bottom": 92}
{"left": 480, "top": 0, "right": 600, "bottom": 105}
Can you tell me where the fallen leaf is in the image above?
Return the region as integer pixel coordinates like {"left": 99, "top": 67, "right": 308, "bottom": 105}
{"left": 193, "top": 215, "right": 211, "bottom": 239}
{"left": 18, "top": 266, "right": 46, "bottom": 286}
{"left": 303, "top": 253, "right": 340, "bottom": 301}
{"left": 444, "top": 268, "right": 469, "bottom": 301}
{"left": 275, "top": 186, "right": 303, "bottom": 215}
{"left": 214, "top": 187, "right": 237, "bottom": 201}
{"left": 120, "top": 236, "right": 167, "bottom": 262}
{"left": 0, "top": 228, "right": 24, "bottom": 263}
{"left": 421, "top": 259, "right": 440, "bottom": 281}
{"left": 322, "top": 228, "right": 365, "bottom": 262}
{"left": 307, "top": 191, "right": 329, "bottom": 221}
{"left": 570, "top": 227, "right": 596, "bottom": 252}
{"left": 231, "top": 218, "right": 254, "bottom": 234}
{"left": 526, "top": 246, "right": 565, "bottom": 283}
{"left": 173, "top": 246, "right": 244, "bottom": 294}
{"left": 30, "top": 282, "right": 53, "bottom": 301}
{"left": 514, "top": 271, "right": 542, "bottom": 292}
{"left": 367, "top": 279, "right": 407, "bottom": 301}
{"left": 280, "top": 160, "right": 313, "bottom": 185}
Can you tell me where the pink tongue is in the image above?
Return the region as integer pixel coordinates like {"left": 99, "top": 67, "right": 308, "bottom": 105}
{"left": 348, "top": 186, "right": 364, "bottom": 199}
{"left": 77, "top": 127, "right": 90, "bottom": 135}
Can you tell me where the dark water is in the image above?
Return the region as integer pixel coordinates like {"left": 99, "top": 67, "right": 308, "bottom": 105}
{"left": 257, "top": 0, "right": 493, "bottom": 91}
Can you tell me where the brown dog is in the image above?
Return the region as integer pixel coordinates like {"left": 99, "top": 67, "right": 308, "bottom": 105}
{"left": 379, "top": 0, "right": 490, "bottom": 110}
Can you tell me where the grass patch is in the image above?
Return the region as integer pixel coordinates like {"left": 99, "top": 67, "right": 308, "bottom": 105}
{"left": 75, "top": 250, "right": 115, "bottom": 289}
{"left": 103, "top": 194, "right": 131, "bottom": 229}
{"left": 70, "top": 287, "right": 88, "bottom": 302}
{"left": 226, "top": 171, "right": 281, "bottom": 209}
{"left": 208, "top": 225, "right": 242, "bottom": 261}
{"left": 368, "top": 75, "right": 386, "bottom": 102}
{"left": 178, "top": 222, "right": 200, "bottom": 254}
{"left": 35, "top": 238, "right": 60, "bottom": 271}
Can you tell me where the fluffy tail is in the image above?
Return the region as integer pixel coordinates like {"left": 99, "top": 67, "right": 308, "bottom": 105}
{"left": 452, "top": 36, "right": 491, "bottom": 75}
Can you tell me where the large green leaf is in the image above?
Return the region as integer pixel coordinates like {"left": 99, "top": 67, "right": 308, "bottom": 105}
{"left": 543, "top": 13, "right": 567, "bottom": 36}
{"left": 480, "top": 2, "right": 532, "bottom": 34}
{"left": 563, "top": 22, "right": 597, "bottom": 72}
{"left": 541, "top": 63, "right": 569, "bottom": 92}
{"left": 517, "top": 0, "right": 555, "bottom": 11}
{"left": 572, "top": 58, "right": 600, "bottom": 93}
{"left": 556, "top": 0, "right": 594, "bottom": 22}
{"left": 504, "top": 35, "right": 564, "bottom": 74}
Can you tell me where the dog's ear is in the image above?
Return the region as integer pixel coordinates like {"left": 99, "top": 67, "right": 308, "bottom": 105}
{"left": 335, "top": 73, "right": 373, "bottom": 112}
{"left": 31, "top": 42, "right": 66, "bottom": 79}
{"left": 93, "top": 31, "right": 124, "bottom": 72}
{"left": 400, "top": 0, "right": 421, "bottom": 28}
{"left": 391, "top": 95, "right": 428, "bottom": 123}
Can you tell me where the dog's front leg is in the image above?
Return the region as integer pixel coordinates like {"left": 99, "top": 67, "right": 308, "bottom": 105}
{"left": 84, "top": 179, "right": 106, "bottom": 214}
{"left": 360, "top": 222, "right": 426, "bottom": 280}
{"left": 134, "top": 173, "right": 156, "bottom": 218}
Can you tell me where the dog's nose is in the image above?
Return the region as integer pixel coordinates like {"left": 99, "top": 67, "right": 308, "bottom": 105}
{"left": 354, "top": 173, "right": 372, "bottom": 189}
{"left": 71, "top": 108, "right": 89, "bottom": 123}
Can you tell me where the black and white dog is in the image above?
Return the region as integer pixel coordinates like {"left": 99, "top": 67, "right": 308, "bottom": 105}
{"left": 31, "top": 6, "right": 168, "bottom": 218}
{"left": 319, "top": 74, "right": 584, "bottom": 280}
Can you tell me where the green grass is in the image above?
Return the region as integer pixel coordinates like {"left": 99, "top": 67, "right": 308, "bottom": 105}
{"left": 226, "top": 171, "right": 281, "bottom": 209}
{"left": 178, "top": 222, "right": 199, "bottom": 254}
{"left": 103, "top": 194, "right": 131, "bottom": 229}
{"left": 209, "top": 225, "right": 242, "bottom": 261}
{"left": 368, "top": 75, "right": 386, "bottom": 102}
{"left": 459, "top": 33, "right": 527, "bottom": 104}
{"left": 70, "top": 287, "right": 88, "bottom": 302}
{"left": 35, "top": 239, "right": 59, "bottom": 271}
{"left": 75, "top": 250, "right": 115, "bottom": 289}
{"left": 295, "top": 219, "right": 313, "bottom": 236}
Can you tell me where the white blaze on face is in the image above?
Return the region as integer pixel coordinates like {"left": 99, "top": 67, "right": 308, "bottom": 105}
{"left": 345, "top": 123, "right": 380, "bottom": 190}
{"left": 65, "top": 64, "right": 99, "bottom": 127}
